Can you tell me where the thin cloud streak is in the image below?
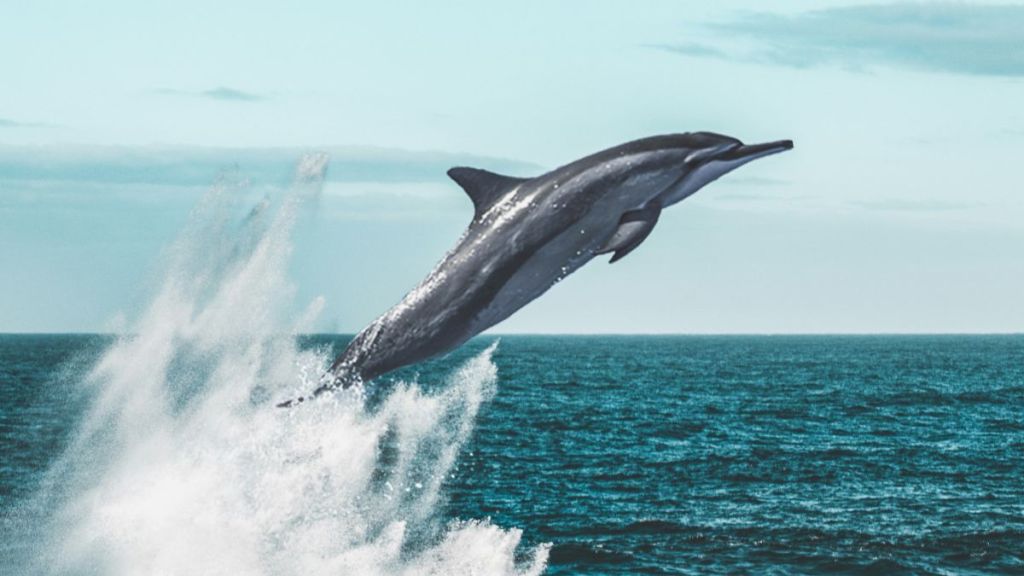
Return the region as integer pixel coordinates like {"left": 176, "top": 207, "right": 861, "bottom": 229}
{"left": 719, "top": 176, "right": 791, "bottom": 187}
{"left": 156, "top": 86, "right": 267, "bottom": 102}
{"left": 852, "top": 199, "right": 982, "bottom": 212}
{"left": 0, "top": 145, "right": 542, "bottom": 187}
{"left": 0, "top": 117, "right": 48, "bottom": 128}
{"left": 200, "top": 87, "right": 265, "bottom": 102}
{"left": 646, "top": 42, "right": 727, "bottom": 59}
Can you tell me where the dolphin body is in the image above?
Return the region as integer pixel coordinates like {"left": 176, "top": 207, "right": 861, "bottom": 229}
{"left": 282, "top": 132, "right": 791, "bottom": 405}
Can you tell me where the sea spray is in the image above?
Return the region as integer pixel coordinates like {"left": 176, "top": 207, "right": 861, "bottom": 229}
{"left": 13, "top": 154, "right": 548, "bottom": 575}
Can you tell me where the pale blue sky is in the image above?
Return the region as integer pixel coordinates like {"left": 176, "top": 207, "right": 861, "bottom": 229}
{"left": 1, "top": 1, "right": 1022, "bottom": 333}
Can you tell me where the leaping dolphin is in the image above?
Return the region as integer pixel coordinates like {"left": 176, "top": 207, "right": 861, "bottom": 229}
{"left": 281, "top": 132, "right": 792, "bottom": 405}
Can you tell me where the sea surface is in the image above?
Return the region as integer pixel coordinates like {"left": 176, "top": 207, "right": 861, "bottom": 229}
{"left": 2, "top": 333, "right": 1023, "bottom": 575}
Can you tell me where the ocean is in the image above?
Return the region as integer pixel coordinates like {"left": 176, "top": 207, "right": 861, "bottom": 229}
{"left": 2, "top": 333, "right": 1022, "bottom": 575}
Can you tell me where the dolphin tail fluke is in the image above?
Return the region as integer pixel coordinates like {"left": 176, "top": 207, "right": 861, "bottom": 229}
{"left": 275, "top": 368, "right": 362, "bottom": 408}
{"left": 275, "top": 396, "right": 303, "bottom": 408}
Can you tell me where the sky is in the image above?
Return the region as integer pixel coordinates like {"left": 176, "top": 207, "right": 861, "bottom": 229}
{"left": 1, "top": 0, "right": 1022, "bottom": 334}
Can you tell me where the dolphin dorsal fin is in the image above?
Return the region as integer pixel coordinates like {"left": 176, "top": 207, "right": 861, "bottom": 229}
{"left": 447, "top": 167, "right": 527, "bottom": 218}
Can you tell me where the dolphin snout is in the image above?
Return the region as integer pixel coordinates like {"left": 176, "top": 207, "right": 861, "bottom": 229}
{"left": 726, "top": 139, "right": 794, "bottom": 161}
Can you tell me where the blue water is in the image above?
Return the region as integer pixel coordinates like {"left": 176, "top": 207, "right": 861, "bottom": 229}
{"left": 3, "top": 334, "right": 1022, "bottom": 574}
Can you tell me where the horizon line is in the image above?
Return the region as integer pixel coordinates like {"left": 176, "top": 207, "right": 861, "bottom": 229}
{"left": 2, "top": 331, "right": 1021, "bottom": 337}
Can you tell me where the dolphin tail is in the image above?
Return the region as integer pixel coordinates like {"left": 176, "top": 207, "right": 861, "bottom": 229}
{"left": 275, "top": 366, "right": 362, "bottom": 408}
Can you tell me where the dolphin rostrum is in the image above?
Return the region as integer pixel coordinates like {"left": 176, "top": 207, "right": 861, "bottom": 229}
{"left": 281, "top": 132, "right": 792, "bottom": 405}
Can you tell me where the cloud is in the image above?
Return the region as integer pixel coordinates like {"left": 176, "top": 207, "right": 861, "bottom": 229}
{"left": 718, "top": 176, "right": 790, "bottom": 188}
{"left": 852, "top": 199, "right": 981, "bottom": 212}
{"left": 660, "top": 3, "right": 1024, "bottom": 77}
{"left": 0, "top": 117, "right": 47, "bottom": 128}
{"left": 200, "top": 87, "right": 265, "bottom": 102}
{"left": 0, "top": 145, "right": 542, "bottom": 188}
{"left": 156, "top": 86, "right": 266, "bottom": 102}
{"left": 647, "top": 42, "right": 727, "bottom": 59}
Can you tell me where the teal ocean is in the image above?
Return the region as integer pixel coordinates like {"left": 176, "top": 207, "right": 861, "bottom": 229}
{"left": 2, "top": 333, "right": 1022, "bottom": 575}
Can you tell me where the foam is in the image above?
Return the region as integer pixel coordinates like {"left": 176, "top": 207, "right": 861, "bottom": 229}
{"left": 22, "top": 154, "right": 548, "bottom": 575}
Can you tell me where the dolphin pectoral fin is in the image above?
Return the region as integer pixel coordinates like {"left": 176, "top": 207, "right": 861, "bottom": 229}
{"left": 447, "top": 167, "right": 529, "bottom": 219}
{"left": 598, "top": 204, "right": 662, "bottom": 263}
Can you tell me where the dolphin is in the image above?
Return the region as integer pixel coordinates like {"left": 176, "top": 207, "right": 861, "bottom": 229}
{"left": 281, "top": 132, "right": 792, "bottom": 405}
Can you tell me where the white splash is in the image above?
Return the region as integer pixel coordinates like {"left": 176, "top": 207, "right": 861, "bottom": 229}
{"left": 30, "top": 155, "right": 549, "bottom": 576}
